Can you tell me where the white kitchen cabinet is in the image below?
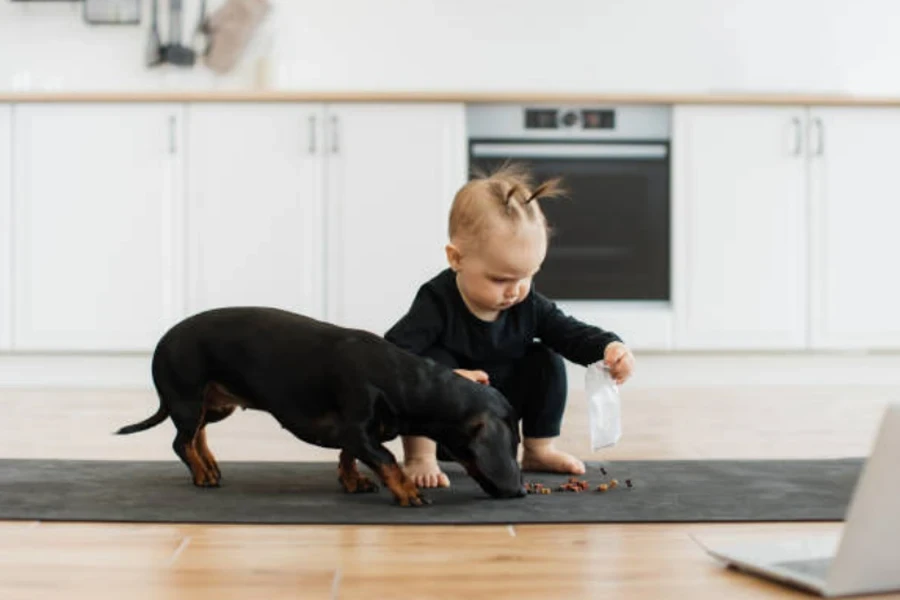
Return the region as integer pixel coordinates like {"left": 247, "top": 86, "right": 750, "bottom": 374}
{"left": 808, "top": 107, "right": 900, "bottom": 349}
{"left": 324, "top": 103, "right": 467, "bottom": 335}
{"left": 0, "top": 105, "right": 11, "bottom": 351}
{"left": 12, "top": 103, "right": 184, "bottom": 352}
{"left": 186, "top": 103, "right": 326, "bottom": 319}
{"left": 672, "top": 105, "right": 809, "bottom": 349}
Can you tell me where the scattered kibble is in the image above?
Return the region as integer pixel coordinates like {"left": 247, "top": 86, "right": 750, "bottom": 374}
{"left": 525, "top": 472, "right": 632, "bottom": 495}
{"left": 558, "top": 477, "right": 591, "bottom": 492}
{"left": 525, "top": 481, "right": 554, "bottom": 495}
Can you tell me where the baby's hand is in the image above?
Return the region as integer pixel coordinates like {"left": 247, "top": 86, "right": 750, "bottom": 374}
{"left": 454, "top": 369, "right": 490, "bottom": 385}
{"left": 603, "top": 342, "right": 634, "bottom": 385}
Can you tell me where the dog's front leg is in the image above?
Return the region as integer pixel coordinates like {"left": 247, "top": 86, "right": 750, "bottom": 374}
{"left": 337, "top": 449, "right": 379, "bottom": 493}
{"left": 347, "top": 432, "right": 430, "bottom": 507}
{"left": 375, "top": 459, "right": 430, "bottom": 507}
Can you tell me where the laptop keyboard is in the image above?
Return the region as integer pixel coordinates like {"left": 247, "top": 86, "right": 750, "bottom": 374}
{"left": 773, "top": 557, "right": 832, "bottom": 579}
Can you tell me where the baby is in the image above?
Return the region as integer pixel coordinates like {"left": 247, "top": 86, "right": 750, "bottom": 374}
{"left": 384, "top": 163, "right": 635, "bottom": 488}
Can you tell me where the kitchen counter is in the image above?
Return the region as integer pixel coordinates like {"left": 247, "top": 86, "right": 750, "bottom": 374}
{"left": 4, "top": 90, "right": 900, "bottom": 105}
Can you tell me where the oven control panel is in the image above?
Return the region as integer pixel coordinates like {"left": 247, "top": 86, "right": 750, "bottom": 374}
{"left": 525, "top": 108, "right": 616, "bottom": 130}
{"left": 466, "top": 104, "right": 670, "bottom": 140}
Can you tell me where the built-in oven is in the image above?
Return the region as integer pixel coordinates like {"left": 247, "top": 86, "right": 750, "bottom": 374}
{"left": 466, "top": 104, "right": 671, "bottom": 303}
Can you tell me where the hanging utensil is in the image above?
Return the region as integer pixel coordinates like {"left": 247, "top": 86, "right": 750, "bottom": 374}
{"left": 163, "top": 0, "right": 196, "bottom": 66}
{"left": 145, "top": 0, "right": 164, "bottom": 67}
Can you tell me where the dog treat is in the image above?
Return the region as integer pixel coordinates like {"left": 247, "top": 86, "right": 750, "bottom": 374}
{"left": 529, "top": 474, "right": 627, "bottom": 494}
{"left": 570, "top": 477, "right": 590, "bottom": 491}
{"left": 525, "top": 481, "right": 553, "bottom": 495}
{"left": 558, "top": 478, "right": 591, "bottom": 492}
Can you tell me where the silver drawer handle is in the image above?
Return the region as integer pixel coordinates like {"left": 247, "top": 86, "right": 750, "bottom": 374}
{"left": 330, "top": 115, "right": 339, "bottom": 154}
{"left": 168, "top": 115, "right": 176, "bottom": 154}
{"left": 811, "top": 117, "right": 824, "bottom": 156}
{"left": 789, "top": 117, "right": 802, "bottom": 156}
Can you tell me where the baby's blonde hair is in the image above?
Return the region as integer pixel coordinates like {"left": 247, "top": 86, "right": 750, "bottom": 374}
{"left": 448, "top": 162, "right": 565, "bottom": 247}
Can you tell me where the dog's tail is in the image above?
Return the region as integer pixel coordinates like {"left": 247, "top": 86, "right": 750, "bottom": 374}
{"left": 115, "top": 404, "right": 169, "bottom": 435}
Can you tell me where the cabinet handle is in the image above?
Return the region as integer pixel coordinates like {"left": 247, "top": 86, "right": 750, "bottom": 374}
{"left": 308, "top": 115, "right": 317, "bottom": 154}
{"left": 168, "top": 115, "right": 176, "bottom": 154}
{"left": 811, "top": 117, "right": 824, "bottom": 156}
{"left": 330, "top": 115, "right": 339, "bottom": 154}
{"left": 789, "top": 117, "right": 802, "bottom": 156}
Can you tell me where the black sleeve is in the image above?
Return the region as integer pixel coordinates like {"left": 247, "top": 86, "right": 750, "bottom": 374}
{"left": 384, "top": 286, "right": 446, "bottom": 357}
{"left": 533, "top": 291, "right": 623, "bottom": 366}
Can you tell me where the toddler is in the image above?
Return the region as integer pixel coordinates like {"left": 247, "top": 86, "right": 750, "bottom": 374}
{"left": 384, "top": 163, "right": 635, "bottom": 488}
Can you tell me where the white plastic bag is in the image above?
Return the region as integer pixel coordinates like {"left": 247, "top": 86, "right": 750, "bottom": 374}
{"left": 586, "top": 363, "right": 622, "bottom": 451}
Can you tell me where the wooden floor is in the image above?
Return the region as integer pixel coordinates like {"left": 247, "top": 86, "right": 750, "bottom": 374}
{"left": 2, "top": 383, "right": 899, "bottom": 599}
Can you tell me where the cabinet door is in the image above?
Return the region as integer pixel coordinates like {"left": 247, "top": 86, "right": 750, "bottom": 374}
{"left": 13, "top": 103, "right": 184, "bottom": 352}
{"left": 0, "top": 105, "right": 11, "bottom": 351}
{"left": 809, "top": 107, "right": 900, "bottom": 349}
{"left": 672, "top": 105, "right": 808, "bottom": 349}
{"left": 325, "top": 103, "right": 467, "bottom": 335}
{"left": 186, "top": 103, "right": 326, "bottom": 319}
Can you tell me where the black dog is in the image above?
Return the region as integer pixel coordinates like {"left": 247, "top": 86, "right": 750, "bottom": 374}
{"left": 116, "top": 306, "right": 526, "bottom": 506}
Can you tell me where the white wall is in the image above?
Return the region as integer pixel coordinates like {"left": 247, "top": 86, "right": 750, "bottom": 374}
{"left": 2, "top": 0, "right": 900, "bottom": 95}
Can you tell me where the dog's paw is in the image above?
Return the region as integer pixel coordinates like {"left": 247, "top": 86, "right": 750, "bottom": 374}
{"left": 355, "top": 476, "right": 380, "bottom": 493}
{"left": 396, "top": 492, "right": 432, "bottom": 507}
{"left": 340, "top": 475, "right": 380, "bottom": 494}
{"left": 192, "top": 478, "right": 221, "bottom": 488}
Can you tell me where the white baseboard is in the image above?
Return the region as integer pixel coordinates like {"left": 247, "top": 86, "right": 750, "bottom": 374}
{"left": 4, "top": 351, "right": 900, "bottom": 390}
{"left": 0, "top": 354, "right": 153, "bottom": 389}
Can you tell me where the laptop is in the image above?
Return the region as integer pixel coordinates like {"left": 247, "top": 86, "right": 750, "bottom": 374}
{"left": 693, "top": 402, "right": 900, "bottom": 597}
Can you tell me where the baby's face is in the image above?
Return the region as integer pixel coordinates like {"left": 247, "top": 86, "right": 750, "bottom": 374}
{"left": 456, "top": 222, "right": 547, "bottom": 318}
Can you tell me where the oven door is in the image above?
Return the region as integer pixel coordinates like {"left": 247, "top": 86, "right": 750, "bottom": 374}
{"left": 469, "top": 141, "right": 670, "bottom": 302}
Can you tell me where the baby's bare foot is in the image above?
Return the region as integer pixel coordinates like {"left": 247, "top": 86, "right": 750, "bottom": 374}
{"left": 402, "top": 457, "right": 450, "bottom": 488}
{"left": 521, "top": 444, "right": 586, "bottom": 475}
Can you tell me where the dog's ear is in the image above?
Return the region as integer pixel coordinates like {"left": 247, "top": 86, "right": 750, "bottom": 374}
{"left": 466, "top": 414, "right": 487, "bottom": 439}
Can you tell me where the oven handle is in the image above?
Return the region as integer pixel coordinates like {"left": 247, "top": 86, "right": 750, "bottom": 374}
{"left": 470, "top": 142, "right": 668, "bottom": 159}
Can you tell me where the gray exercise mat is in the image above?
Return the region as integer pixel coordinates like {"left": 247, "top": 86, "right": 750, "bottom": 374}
{"left": 0, "top": 458, "right": 863, "bottom": 525}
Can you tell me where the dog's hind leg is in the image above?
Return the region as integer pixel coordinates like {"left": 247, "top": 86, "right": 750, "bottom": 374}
{"left": 194, "top": 398, "right": 236, "bottom": 482}
{"left": 194, "top": 426, "right": 221, "bottom": 482}
{"left": 173, "top": 428, "right": 218, "bottom": 487}
{"left": 171, "top": 403, "right": 220, "bottom": 488}
{"left": 337, "top": 449, "right": 380, "bottom": 493}
{"left": 185, "top": 383, "right": 244, "bottom": 484}
{"left": 152, "top": 350, "right": 220, "bottom": 487}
